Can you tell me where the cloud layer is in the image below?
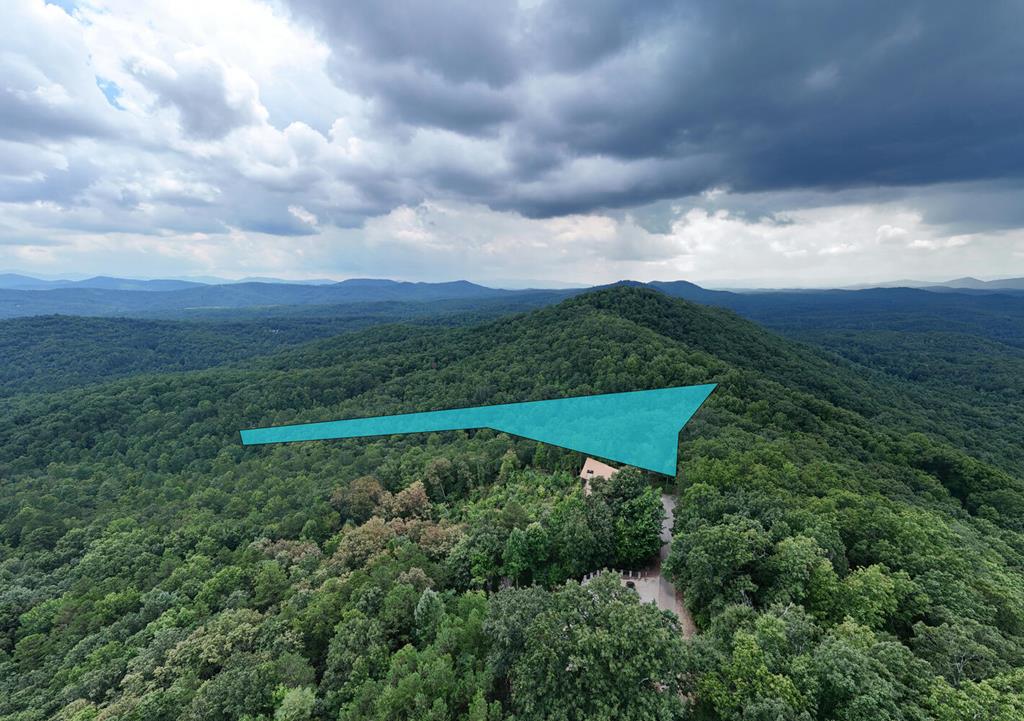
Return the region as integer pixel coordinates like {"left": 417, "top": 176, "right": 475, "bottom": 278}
{"left": 0, "top": 0, "right": 1022, "bottom": 285}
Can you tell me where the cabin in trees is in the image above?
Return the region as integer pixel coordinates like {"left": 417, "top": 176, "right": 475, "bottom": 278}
{"left": 579, "top": 457, "right": 618, "bottom": 495}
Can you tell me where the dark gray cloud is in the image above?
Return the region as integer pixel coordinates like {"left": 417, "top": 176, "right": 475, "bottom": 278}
{"left": 0, "top": 85, "right": 113, "bottom": 142}
{"left": 524, "top": 0, "right": 677, "bottom": 74}
{"left": 128, "top": 51, "right": 264, "bottom": 140}
{"left": 0, "top": 156, "right": 98, "bottom": 205}
{"left": 345, "top": 63, "right": 517, "bottom": 134}
{"left": 287, "top": 0, "right": 1024, "bottom": 218}
{"left": 289, "top": 0, "right": 522, "bottom": 87}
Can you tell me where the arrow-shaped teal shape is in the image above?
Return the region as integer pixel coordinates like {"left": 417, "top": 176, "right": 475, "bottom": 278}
{"left": 240, "top": 384, "right": 716, "bottom": 476}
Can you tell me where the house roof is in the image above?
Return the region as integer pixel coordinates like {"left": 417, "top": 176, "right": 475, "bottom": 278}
{"left": 579, "top": 457, "right": 619, "bottom": 481}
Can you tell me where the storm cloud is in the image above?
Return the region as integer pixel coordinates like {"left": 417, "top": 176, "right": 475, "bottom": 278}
{"left": 289, "top": 0, "right": 1024, "bottom": 215}
{"left": 0, "top": 0, "right": 1022, "bottom": 284}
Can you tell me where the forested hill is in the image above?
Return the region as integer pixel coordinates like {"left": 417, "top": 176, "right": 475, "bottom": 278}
{"left": 2, "top": 287, "right": 1023, "bottom": 720}
{"left": 0, "top": 295, "right": 559, "bottom": 397}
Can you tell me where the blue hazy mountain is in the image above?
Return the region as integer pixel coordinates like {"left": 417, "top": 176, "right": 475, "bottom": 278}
{"left": 843, "top": 276, "right": 1024, "bottom": 291}
{"left": 0, "top": 274, "right": 205, "bottom": 292}
{"left": 0, "top": 278, "right": 521, "bottom": 318}
{"left": 2, "top": 276, "right": 1024, "bottom": 355}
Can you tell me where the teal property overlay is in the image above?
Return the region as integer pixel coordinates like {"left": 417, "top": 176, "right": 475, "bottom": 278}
{"left": 240, "top": 384, "right": 716, "bottom": 476}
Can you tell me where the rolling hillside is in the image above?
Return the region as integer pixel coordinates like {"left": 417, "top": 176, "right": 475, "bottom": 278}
{"left": 4, "top": 280, "right": 1023, "bottom": 476}
{"left": 0, "top": 296, "right": 559, "bottom": 397}
{"left": 1, "top": 287, "right": 1022, "bottom": 720}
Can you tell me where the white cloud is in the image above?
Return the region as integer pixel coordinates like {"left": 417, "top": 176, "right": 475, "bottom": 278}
{"left": 909, "top": 235, "right": 972, "bottom": 251}
{"left": 288, "top": 205, "right": 318, "bottom": 227}
{"left": 875, "top": 224, "right": 910, "bottom": 243}
{"left": 6, "top": 193, "right": 1020, "bottom": 287}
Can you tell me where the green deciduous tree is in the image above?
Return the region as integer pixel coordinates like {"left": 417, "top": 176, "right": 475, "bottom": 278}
{"left": 613, "top": 487, "right": 664, "bottom": 567}
{"left": 509, "top": 574, "right": 687, "bottom": 721}
{"left": 415, "top": 588, "right": 446, "bottom": 646}
{"left": 274, "top": 686, "right": 315, "bottom": 721}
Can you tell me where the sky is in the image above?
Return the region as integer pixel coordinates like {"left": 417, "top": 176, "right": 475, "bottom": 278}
{"left": 1, "top": 0, "right": 1022, "bottom": 288}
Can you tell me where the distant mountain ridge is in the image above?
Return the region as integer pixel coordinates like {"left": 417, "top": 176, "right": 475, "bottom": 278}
{"left": 844, "top": 276, "right": 1024, "bottom": 291}
{"left": 4, "top": 271, "right": 1024, "bottom": 295}
{"left": 0, "top": 277, "right": 521, "bottom": 318}
{"left": 2, "top": 273, "right": 1024, "bottom": 329}
{"left": 0, "top": 274, "right": 204, "bottom": 291}
{"left": 0, "top": 273, "right": 345, "bottom": 290}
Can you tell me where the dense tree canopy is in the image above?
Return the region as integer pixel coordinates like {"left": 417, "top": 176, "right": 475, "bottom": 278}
{"left": 2, "top": 286, "right": 1023, "bottom": 719}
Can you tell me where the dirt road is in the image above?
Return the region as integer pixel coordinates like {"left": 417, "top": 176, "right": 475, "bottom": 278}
{"left": 627, "top": 493, "right": 697, "bottom": 637}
